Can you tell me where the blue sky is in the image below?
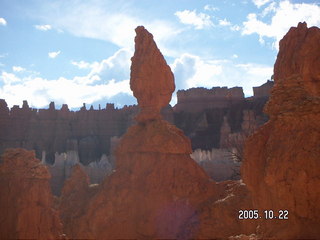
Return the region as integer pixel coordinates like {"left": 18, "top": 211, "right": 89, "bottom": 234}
{"left": 0, "top": 0, "right": 319, "bottom": 109}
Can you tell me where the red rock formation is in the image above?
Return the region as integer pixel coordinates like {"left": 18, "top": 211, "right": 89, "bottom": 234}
{"left": 68, "top": 25, "right": 262, "bottom": 240}
{"left": 181, "top": 181, "right": 257, "bottom": 239}
{"left": 130, "top": 26, "right": 175, "bottom": 122}
{"left": 242, "top": 22, "right": 320, "bottom": 239}
{"left": 252, "top": 80, "right": 274, "bottom": 98}
{"left": 175, "top": 86, "right": 245, "bottom": 113}
{"left": 0, "top": 81, "right": 269, "bottom": 168}
{"left": 59, "top": 164, "right": 98, "bottom": 238}
{"left": 0, "top": 99, "right": 139, "bottom": 165}
{"left": 74, "top": 26, "right": 215, "bottom": 239}
{"left": 0, "top": 148, "right": 63, "bottom": 239}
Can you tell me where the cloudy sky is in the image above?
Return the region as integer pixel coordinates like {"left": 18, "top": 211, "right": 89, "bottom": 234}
{"left": 0, "top": 0, "right": 319, "bottom": 109}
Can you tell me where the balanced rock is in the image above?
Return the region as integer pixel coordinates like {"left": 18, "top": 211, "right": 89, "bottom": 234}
{"left": 130, "top": 26, "right": 175, "bottom": 122}
{"left": 0, "top": 148, "right": 63, "bottom": 239}
{"left": 75, "top": 26, "right": 216, "bottom": 239}
{"left": 242, "top": 22, "right": 320, "bottom": 239}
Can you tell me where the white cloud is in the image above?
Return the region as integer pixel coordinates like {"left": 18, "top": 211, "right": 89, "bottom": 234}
{"left": 12, "top": 66, "right": 26, "bottom": 72}
{"left": 232, "top": 54, "right": 239, "bottom": 59}
{"left": 71, "top": 60, "right": 97, "bottom": 70}
{"left": 230, "top": 25, "right": 241, "bottom": 31}
{"left": 252, "top": 0, "right": 272, "bottom": 8}
{"left": 261, "top": 2, "right": 277, "bottom": 17}
{"left": 204, "top": 4, "right": 219, "bottom": 11}
{"left": 175, "top": 10, "right": 213, "bottom": 29}
{"left": 0, "top": 48, "right": 135, "bottom": 109}
{"left": 0, "top": 71, "right": 133, "bottom": 109}
{"left": 48, "top": 50, "right": 61, "bottom": 58}
{"left": 35, "top": 24, "right": 52, "bottom": 31}
{"left": 88, "top": 48, "right": 132, "bottom": 83}
{"left": 170, "top": 53, "right": 273, "bottom": 105}
{"left": 243, "top": 1, "right": 320, "bottom": 49}
{"left": 0, "top": 72, "right": 22, "bottom": 84}
{"left": 32, "top": 1, "right": 180, "bottom": 56}
{"left": 171, "top": 53, "right": 222, "bottom": 90}
{"left": 0, "top": 17, "right": 6, "bottom": 26}
{"left": 219, "top": 18, "right": 231, "bottom": 26}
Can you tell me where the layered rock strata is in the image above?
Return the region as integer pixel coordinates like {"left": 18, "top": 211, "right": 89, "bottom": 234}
{"left": 0, "top": 80, "right": 271, "bottom": 167}
{"left": 0, "top": 101, "right": 139, "bottom": 165}
{"left": 242, "top": 22, "right": 320, "bottom": 239}
{"left": 175, "top": 86, "right": 245, "bottom": 112}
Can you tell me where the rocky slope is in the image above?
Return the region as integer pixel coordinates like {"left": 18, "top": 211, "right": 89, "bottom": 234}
{"left": 242, "top": 22, "right": 320, "bottom": 239}
{"left": 0, "top": 148, "right": 63, "bottom": 239}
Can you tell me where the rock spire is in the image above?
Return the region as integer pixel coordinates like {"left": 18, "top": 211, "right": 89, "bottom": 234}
{"left": 242, "top": 22, "right": 320, "bottom": 239}
{"left": 130, "top": 26, "right": 175, "bottom": 122}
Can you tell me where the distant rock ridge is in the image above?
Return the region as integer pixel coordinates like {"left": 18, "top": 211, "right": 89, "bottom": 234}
{"left": 252, "top": 80, "right": 274, "bottom": 98}
{"left": 0, "top": 99, "right": 139, "bottom": 164}
{"left": 0, "top": 80, "right": 271, "bottom": 163}
{"left": 175, "top": 86, "right": 244, "bottom": 112}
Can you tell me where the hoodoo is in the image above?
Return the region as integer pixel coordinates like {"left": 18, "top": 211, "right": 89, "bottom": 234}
{"left": 130, "top": 26, "right": 175, "bottom": 123}
{"left": 0, "top": 149, "right": 63, "bottom": 239}
{"left": 73, "top": 26, "right": 216, "bottom": 239}
{"left": 242, "top": 22, "right": 320, "bottom": 239}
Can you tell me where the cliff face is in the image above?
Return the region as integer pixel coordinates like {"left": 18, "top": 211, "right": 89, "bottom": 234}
{"left": 0, "top": 82, "right": 271, "bottom": 166}
{"left": 0, "top": 102, "right": 138, "bottom": 164}
{"left": 252, "top": 80, "right": 274, "bottom": 98}
{"left": 242, "top": 22, "right": 320, "bottom": 239}
{"left": 0, "top": 148, "right": 63, "bottom": 239}
{"left": 175, "top": 86, "right": 245, "bottom": 113}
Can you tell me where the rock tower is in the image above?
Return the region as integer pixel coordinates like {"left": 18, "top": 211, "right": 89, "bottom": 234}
{"left": 242, "top": 22, "right": 320, "bottom": 239}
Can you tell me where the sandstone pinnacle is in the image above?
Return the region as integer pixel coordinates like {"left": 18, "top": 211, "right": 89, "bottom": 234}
{"left": 130, "top": 26, "right": 175, "bottom": 122}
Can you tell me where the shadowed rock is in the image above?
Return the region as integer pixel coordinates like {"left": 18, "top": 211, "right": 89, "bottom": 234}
{"left": 0, "top": 149, "right": 63, "bottom": 239}
{"left": 242, "top": 22, "right": 320, "bottom": 239}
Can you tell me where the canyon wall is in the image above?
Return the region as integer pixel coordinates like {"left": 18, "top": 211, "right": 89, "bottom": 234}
{"left": 175, "top": 86, "right": 245, "bottom": 112}
{"left": 0, "top": 100, "right": 138, "bottom": 164}
{"left": 0, "top": 81, "right": 271, "bottom": 166}
{"left": 252, "top": 80, "right": 274, "bottom": 98}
